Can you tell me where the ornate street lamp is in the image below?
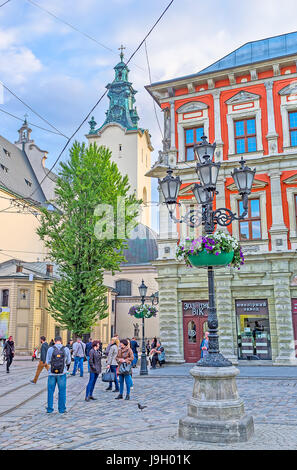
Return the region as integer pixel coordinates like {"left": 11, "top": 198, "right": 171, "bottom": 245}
{"left": 159, "top": 136, "right": 256, "bottom": 367}
{"left": 150, "top": 291, "right": 159, "bottom": 305}
{"left": 159, "top": 136, "right": 256, "bottom": 443}
{"left": 138, "top": 280, "right": 148, "bottom": 376}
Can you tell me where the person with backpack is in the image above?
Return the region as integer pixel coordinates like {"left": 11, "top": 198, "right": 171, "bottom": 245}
{"left": 3, "top": 336, "right": 15, "bottom": 373}
{"left": 45, "top": 336, "right": 71, "bottom": 414}
{"left": 71, "top": 337, "right": 86, "bottom": 377}
{"left": 30, "top": 336, "right": 49, "bottom": 384}
{"left": 130, "top": 337, "right": 139, "bottom": 368}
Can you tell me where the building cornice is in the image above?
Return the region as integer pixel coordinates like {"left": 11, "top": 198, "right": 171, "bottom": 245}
{"left": 146, "top": 54, "right": 297, "bottom": 105}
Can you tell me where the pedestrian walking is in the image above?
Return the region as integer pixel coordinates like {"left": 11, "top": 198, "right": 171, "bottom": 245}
{"left": 130, "top": 337, "right": 139, "bottom": 368}
{"left": 105, "top": 337, "right": 120, "bottom": 392}
{"left": 49, "top": 339, "right": 55, "bottom": 347}
{"left": 46, "top": 336, "right": 71, "bottom": 414}
{"left": 66, "top": 339, "right": 73, "bottom": 371}
{"left": 30, "top": 336, "right": 49, "bottom": 384}
{"left": 200, "top": 331, "right": 209, "bottom": 358}
{"left": 3, "top": 336, "right": 15, "bottom": 373}
{"left": 85, "top": 340, "right": 102, "bottom": 402}
{"left": 0, "top": 339, "right": 4, "bottom": 365}
{"left": 105, "top": 334, "right": 119, "bottom": 356}
{"left": 115, "top": 339, "right": 134, "bottom": 401}
{"left": 71, "top": 337, "right": 86, "bottom": 377}
{"left": 85, "top": 337, "right": 93, "bottom": 373}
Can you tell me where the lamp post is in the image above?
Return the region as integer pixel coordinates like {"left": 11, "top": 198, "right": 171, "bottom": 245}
{"left": 158, "top": 136, "right": 255, "bottom": 443}
{"left": 138, "top": 279, "right": 148, "bottom": 376}
{"left": 159, "top": 136, "right": 255, "bottom": 367}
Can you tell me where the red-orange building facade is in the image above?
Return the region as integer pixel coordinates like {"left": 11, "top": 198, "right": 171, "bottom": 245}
{"left": 147, "top": 32, "right": 297, "bottom": 365}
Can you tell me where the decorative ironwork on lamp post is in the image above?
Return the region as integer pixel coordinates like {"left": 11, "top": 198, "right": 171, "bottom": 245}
{"left": 159, "top": 136, "right": 256, "bottom": 367}
{"left": 138, "top": 279, "right": 148, "bottom": 375}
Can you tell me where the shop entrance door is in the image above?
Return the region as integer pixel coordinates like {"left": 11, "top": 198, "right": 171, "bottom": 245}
{"left": 182, "top": 301, "right": 208, "bottom": 363}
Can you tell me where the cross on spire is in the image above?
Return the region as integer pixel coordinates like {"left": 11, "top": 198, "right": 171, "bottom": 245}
{"left": 118, "top": 44, "right": 126, "bottom": 61}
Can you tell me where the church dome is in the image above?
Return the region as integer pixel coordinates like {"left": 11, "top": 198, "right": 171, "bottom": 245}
{"left": 122, "top": 223, "right": 158, "bottom": 265}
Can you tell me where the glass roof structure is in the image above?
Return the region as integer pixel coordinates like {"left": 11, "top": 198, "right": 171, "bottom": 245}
{"left": 199, "top": 31, "right": 297, "bottom": 75}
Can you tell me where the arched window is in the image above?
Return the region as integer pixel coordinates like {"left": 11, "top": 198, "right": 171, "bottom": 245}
{"left": 115, "top": 280, "right": 132, "bottom": 296}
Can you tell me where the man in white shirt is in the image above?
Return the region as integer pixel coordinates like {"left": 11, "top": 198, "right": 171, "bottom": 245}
{"left": 71, "top": 337, "right": 86, "bottom": 377}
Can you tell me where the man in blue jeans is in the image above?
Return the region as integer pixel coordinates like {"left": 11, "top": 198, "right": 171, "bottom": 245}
{"left": 130, "top": 337, "right": 139, "bottom": 368}
{"left": 71, "top": 337, "right": 86, "bottom": 377}
{"left": 46, "top": 336, "right": 71, "bottom": 414}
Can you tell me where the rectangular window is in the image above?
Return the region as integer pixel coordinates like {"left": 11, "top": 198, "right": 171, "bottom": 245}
{"left": 2, "top": 289, "right": 9, "bottom": 307}
{"left": 37, "top": 290, "right": 42, "bottom": 307}
{"left": 185, "top": 127, "right": 204, "bottom": 161}
{"left": 289, "top": 111, "right": 297, "bottom": 146}
{"left": 234, "top": 118, "right": 257, "bottom": 153}
{"left": 238, "top": 198, "right": 261, "bottom": 241}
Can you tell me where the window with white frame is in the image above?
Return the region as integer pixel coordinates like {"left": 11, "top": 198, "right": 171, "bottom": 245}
{"left": 176, "top": 101, "right": 209, "bottom": 162}
{"left": 225, "top": 91, "right": 263, "bottom": 157}
{"left": 279, "top": 83, "right": 297, "bottom": 150}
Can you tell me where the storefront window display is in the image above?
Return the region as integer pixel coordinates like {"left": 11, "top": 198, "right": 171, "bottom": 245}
{"left": 236, "top": 300, "right": 272, "bottom": 360}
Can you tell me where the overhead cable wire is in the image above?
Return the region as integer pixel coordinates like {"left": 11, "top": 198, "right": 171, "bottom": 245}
{"left": 26, "top": 0, "right": 149, "bottom": 75}
{"left": 0, "top": 0, "right": 12, "bottom": 7}
{"left": 0, "top": 108, "right": 68, "bottom": 136}
{"left": 144, "top": 40, "right": 163, "bottom": 140}
{"left": 25, "top": 0, "right": 175, "bottom": 201}
{"left": 2, "top": 83, "right": 69, "bottom": 139}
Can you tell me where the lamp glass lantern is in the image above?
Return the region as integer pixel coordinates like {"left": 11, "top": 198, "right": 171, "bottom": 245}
{"left": 194, "top": 135, "right": 216, "bottom": 164}
{"left": 231, "top": 158, "right": 256, "bottom": 194}
{"left": 138, "top": 280, "right": 148, "bottom": 299}
{"left": 193, "top": 183, "right": 208, "bottom": 205}
{"left": 196, "top": 160, "right": 221, "bottom": 189}
{"left": 158, "top": 169, "right": 181, "bottom": 206}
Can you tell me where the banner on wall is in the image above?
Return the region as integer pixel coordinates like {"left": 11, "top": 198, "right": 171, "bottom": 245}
{"left": 0, "top": 307, "right": 9, "bottom": 339}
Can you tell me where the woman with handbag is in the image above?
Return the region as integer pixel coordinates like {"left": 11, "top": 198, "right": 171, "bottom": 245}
{"left": 85, "top": 340, "right": 102, "bottom": 402}
{"left": 105, "top": 337, "right": 120, "bottom": 392}
{"left": 115, "top": 339, "right": 134, "bottom": 401}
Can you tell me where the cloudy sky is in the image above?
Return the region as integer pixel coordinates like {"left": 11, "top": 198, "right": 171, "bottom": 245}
{"left": 1, "top": 0, "right": 297, "bottom": 229}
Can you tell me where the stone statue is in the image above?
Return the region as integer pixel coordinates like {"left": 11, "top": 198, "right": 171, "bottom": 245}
{"left": 133, "top": 323, "right": 140, "bottom": 338}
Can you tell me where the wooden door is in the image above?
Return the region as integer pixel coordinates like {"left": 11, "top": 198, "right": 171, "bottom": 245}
{"left": 183, "top": 301, "right": 208, "bottom": 363}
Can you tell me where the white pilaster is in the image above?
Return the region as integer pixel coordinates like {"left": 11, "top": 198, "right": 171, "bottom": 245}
{"left": 265, "top": 80, "right": 278, "bottom": 154}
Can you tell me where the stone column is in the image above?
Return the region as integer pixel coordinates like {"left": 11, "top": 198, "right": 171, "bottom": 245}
{"left": 169, "top": 99, "right": 176, "bottom": 151}
{"left": 156, "top": 264, "right": 184, "bottom": 363}
{"left": 215, "top": 272, "right": 238, "bottom": 364}
{"left": 269, "top": 169, "right": 288, "bottom": 251}
{"left": 272, "top": 271, "right": 297, "bottom": 364}
{"left": 213, "top": 90, "right": 224, "bottom": 161}
{"left": 265, "top": 80, "right": 278, "bottom": 154}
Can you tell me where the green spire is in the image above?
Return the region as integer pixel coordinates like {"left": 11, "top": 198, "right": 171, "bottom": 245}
{"left": 99, "top": 45, "right": 139, "bottom": 131}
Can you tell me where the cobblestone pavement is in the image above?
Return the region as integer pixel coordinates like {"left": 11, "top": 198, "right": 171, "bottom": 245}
{"left": 1, "top": 361, "right": 297, "bottom": 450}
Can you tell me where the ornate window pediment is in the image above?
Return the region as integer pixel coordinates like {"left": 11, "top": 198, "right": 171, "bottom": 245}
{"left": 225, "top": 91, "right": 260, "bottom": 105}
{"left": 176, "top": 101, "right": 208, "bottom": 114}
{"left": 279, "top": 83, "right": 297, "bottom": 96}
{"left": 179, "top": 183, "right": 197, "bottom": 196}
{"left": 283, "top": 173, "right": 297, "bottom": 184}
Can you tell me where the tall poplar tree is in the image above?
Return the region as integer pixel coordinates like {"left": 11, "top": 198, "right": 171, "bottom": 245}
{"left": 37, "top": 142, "right": 140, "bottom": 337}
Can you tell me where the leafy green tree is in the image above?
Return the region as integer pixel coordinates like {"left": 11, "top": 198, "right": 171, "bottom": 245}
{"left": 38, "top": 142, "right": 140, "bottom": 337}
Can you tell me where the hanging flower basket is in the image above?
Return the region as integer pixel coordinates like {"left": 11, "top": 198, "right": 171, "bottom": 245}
{"left": 176, "top": 231, "right": 245, "bottom": 269}
{"left": 188, "top": 250, "right": 234, "bottom": 267}
{"left": 128, "top": 304, "right": 158, "bottom": 319}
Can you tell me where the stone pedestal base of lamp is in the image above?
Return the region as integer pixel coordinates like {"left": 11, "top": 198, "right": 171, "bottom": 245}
{"left": 178, "top": 365, "right": 254, "bottom": 444}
